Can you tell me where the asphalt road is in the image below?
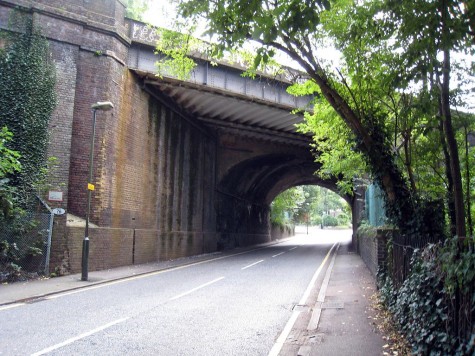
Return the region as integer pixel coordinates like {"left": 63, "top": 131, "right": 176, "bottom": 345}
{"left": 0, "top": 230, "right": 350, "bottom": 356}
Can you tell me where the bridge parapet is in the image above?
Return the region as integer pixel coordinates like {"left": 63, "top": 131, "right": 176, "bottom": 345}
{"left": 126, "top": 19, "right": 312, "bottom": 112}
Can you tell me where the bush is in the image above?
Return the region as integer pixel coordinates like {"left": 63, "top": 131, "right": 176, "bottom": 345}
{"left": 313, "top": 215, "right": 322, "bottom": 225}
{"left": 337, "top": 212, "right": 350, "bottom": 226}
{"left": 323, "top": 215, "right": 338, "bottom": 227}
{"left": 379, "top": 238, "right": 475, "bottom": 355}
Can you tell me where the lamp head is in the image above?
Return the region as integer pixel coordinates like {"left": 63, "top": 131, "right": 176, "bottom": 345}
{"left": 91, "top": 101, "right": 114, "bottom": 111}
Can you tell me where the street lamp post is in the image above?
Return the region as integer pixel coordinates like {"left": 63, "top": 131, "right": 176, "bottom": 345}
{"left": 81, "top": 101, "right": 114, "bottom": 281}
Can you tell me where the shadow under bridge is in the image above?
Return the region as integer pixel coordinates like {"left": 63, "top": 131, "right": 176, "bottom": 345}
{"left": 128, "top": 28, "right": 353, "bottom": 249}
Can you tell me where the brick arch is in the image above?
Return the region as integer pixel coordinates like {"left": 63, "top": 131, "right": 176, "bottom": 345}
{"left": 215, "top": 151, "right": 351, "bottom": 248}
{"left": 264, "top": 169, "right": 353, "bottom": 206}
{"left": 218, "top": 152, "right": 349, "bottom": 204}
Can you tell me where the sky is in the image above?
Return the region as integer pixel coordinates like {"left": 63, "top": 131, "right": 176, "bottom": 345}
{"left": 143, "top": 1, "right": 184, "bottom": 31}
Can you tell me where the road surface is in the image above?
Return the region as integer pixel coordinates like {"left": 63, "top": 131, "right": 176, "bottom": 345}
{"left": 0, "top": 229, "right": 351, "bottom": 356}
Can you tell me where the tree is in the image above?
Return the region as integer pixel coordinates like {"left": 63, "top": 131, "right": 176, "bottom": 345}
{"left": 172, "top": 0, "right": 473, "bottom": 237}
{"left": 0, "top": 16, "right": 56, "bottom": 206}
{"left": 124, "top": 0, "right": 151, "bottom": 21}
{"left": 283, "top": 185, "right": 350, "bottom": 226}
{"left": 171, "top": 0, "right": 414, "bottom": 233}
{"left": 379, "top": 0, "right": 473, "bottom": 237}
{"left": 271, "top": 186, "right": 304, "bottom": 226}
{"left": 299, "top": 0, "right": 470, "bottom": 235}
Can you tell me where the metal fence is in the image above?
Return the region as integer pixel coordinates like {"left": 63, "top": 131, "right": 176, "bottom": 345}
{"left": 390, "top": 233, "right": 445, "bottom": 287}
{"left": 0, "top": 197, "right": 53, "bottom": 282}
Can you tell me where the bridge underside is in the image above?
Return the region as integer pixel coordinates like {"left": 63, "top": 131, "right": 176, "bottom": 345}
{"left": 139, "top": 72, "right": 350, "bottom": 249}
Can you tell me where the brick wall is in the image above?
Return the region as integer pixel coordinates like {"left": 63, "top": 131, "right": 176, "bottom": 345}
{"left": 57, "top": 63, "right": 220, "bottom": 272}
{"left": 2, "top": 0, "right": 307, "bottom": 275}
{"left": 358, "top": 228, "right": 392, "bottom": 277}
{"left": 63, "top": 227, "right": 219, "bottom": 273}
{"left": 133, "top": 229, "right": 158, "bottom": 265}
{"left": 46, "top": 41, "right": 79, "bottom": 210}
{"left": 271, "top": 224, "right": 295, "bottom": 240}
{"left": 66, "top": 227, "right": 133, "bottom": 272}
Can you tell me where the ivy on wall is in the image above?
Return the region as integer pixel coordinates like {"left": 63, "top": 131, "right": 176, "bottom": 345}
{"left": 379, "top": 238, "right": 475, "bottom": 354}
{"left": 0, "top": 14, "right": 56, "bottom": 206}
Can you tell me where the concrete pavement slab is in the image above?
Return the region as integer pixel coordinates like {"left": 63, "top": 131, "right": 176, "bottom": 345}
{"left": 279, "top": 243, "right": 385, "bottom": 356}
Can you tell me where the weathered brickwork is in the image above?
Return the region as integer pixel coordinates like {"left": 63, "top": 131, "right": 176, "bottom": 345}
{"left": 66, "top": 226, "right": 134, "bottom": 272}
{"left": 58, "top": 53, "right": 219, "bottom": 272}
{"left": 68, "top": 51, "right": 121, "bottom": 221}
{"left": 358, "top": 229, "right": 391, "bottom": 277}
{"left": 63, "top": 226, "right": 218, "bottom": 273}
{"left": 107, "top": 70, "right": 160, "bottom": 229}
{"left": 46, "top": 41, "right": 79, "bottom": 210}
{"left": 133, "top": 229, "right": 159, "bottom": 265}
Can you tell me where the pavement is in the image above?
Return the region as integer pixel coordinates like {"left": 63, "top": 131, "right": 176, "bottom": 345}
{"left": 0, "top": 236, "right": 385, "bottom": 355}
{"left": 277, "top": 242, "right": 385, "bottom": 356}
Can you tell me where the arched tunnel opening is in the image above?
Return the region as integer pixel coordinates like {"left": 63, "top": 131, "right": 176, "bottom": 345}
{"left": 270, "top": 185, "right": 353, "bottom": 237}
{"left": 215, "top": 152, "right": 358, "bottom": 250}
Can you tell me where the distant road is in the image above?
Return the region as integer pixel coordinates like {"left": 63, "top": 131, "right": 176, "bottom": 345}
{"left": 0, "top": 230, "right": 352, "bottom": 356}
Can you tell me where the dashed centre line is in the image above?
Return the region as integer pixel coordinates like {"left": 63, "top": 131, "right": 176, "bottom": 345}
{"left": 272, "top": 246, "right": 298, "bottom": 258}
{"left": 30, "top": 317, "right": 129, "bottom": 356}
{"left": 241, "top": 260, "right": 264, "bottom": 270}
{"left": 168, "top": 277, "right": 225, "bottom": 301}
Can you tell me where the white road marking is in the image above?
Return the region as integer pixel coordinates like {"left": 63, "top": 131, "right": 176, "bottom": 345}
{"left": 241, "top": 260, "right": 264, "bottom": 270}
{"left": 3, "top": 238, "right": 294, "bottom": 308}
{"left": 45, "top": 282, "right": 124, "bottom": 299}
{"left": 270, "top": 310, "right": 300, "bottom": 350}
{"left": 307, "top": 243, "right": 340, "bottom": 331}
{"left": 268, "top": 242, "right": 337, "bottom": 356}
{"left": 272, "top": 252, "right": 285, "bottom": 258}
{"left": 37, "top": 241, "right": 287, "bottom": 302}
{"left": 288, "top": 246, "right": 299, "bottom": 251}
{"left": 30, "top": 317, "right": 128, "bottom": 356}
{"left": 168, "top": 277, "right": 225, "bottom": 301}
{"left": 0, "top": 303, "right": 25, "bottom": 311}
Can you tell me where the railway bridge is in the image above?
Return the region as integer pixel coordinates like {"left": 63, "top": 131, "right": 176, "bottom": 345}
{"left": 0, "top": 0, "right": 362, "bottom": 273}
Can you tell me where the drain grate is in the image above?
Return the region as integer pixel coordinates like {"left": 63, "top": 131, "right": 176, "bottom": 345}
{"left": 292, "top": 304, "right": 309, "bottom": 312}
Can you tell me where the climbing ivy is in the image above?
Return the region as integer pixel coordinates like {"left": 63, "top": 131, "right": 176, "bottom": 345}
{"left": 0, "top": 126, "right": 21, "bottom": 217}
{"left": 379, "top": 239, "right": 475, "bottom": 354}
{"left": 0, "top": 14, "right": 56, "bottom": 206}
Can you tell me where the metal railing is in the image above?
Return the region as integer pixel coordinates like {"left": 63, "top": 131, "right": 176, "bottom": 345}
{"left": 390, "top": 233, "right": 445, "bottom": 287}
{"left": 0, "top": 197, "right": 53, "bottom": 282}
